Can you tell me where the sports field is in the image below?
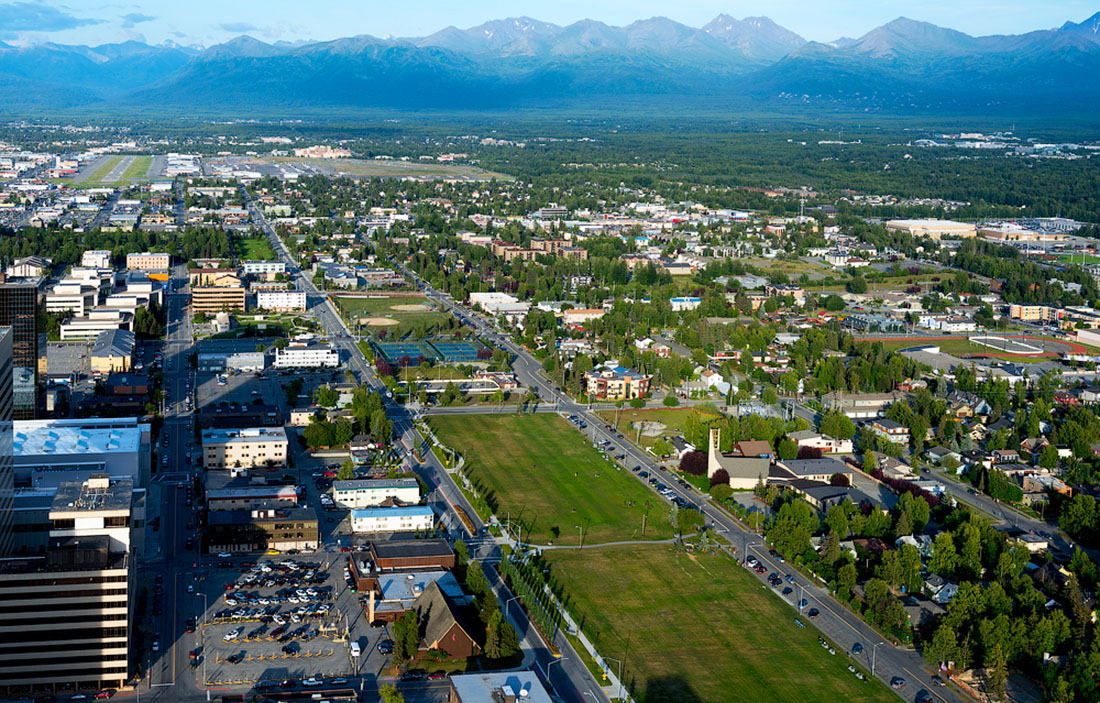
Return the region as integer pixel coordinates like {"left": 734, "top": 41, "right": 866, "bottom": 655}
{"left": 334, "top": 294, "right": 449, "bottom": 337}
{"left": 429, "top": 414, "right": 674, "bottom": 545}
{"left": 596, "top": 407, "right": 722, "bottom": 449}
{"left": 545, "top": 545, "right": 897, "bottom": 703}
{"left": 870, "top": 334, "right": 1086, "bottom": 362}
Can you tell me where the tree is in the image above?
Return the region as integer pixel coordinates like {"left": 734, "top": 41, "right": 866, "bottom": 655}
{"left": 777, "top": 438, "right": 798, "bottom": 460}
{"left": 380, "top": 685, "right": 405, "bottom": 703}
{"left": 652, "top": 437, "right": 674, "bottom": 457}
{"left": 679, "top": 451, "right": 707, "bottom": 476}
{"left": 929, "top": 532, "right": 958, "bottom": 577}
{"left": 313, "top": 386, "right": 339, "bottom": 408}
{"left": 925, "top": 624, "right": 960, "bottom": 667}
{"left": 836, "top": 562, "right": 857, "bottom": 601}
{"left": 710, "top": 468, "right": 730, "bottom": 487}
{"left": 1039, "top": 443, "right": 1060, "bottom": 469}
{"left": 338, "top": 459, "right": 355, "bottom": 481}
{"left": 391, "top": 610, "right": 420, "bottom": 667}
{"left": 663, "top": 394, "right": 680, "bottom": 407}
{"left": 762, "top": 387, "right": 779, "bottom": 405}
{"left": 820, "top": 411, "right": 856, "bottom": 440}
{"left": 709, "top": 483, "right": 733, "bottom": 502}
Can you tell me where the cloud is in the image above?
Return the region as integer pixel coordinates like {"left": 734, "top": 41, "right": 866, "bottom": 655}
{"left": 220, "top": 22, "right": 259, "bottom": 33}
{"left": 121, "top": 12, "right": 155, "bottom": 28}
{"left": 0, "top": 1, "right": 104, "bottom": 36}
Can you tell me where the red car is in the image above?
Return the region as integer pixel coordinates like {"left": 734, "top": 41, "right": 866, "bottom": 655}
{"left": 95, "top": 691, "right": 116, "bottom": 700}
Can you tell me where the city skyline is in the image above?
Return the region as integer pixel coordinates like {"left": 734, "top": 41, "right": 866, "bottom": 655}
{"left": 0, "top": 0, "right": 1097, "bottom": 48}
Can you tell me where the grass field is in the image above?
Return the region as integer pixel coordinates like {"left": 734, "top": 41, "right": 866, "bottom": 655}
{"left": 596, "top": 407, "right": 721, "bottom": 449}
{"left": 334, "top": 294, "right": 450, "bottom": 338}
{"left": 238, "top": 236, "right": 276, "bottom": 260}
{"left": 429, "top": 414, "right": 674, "bottom": 545}
{"left": 874, "top": 336, "right": 1057, "bottom": 362}
{"left": 121, "top": 156, "right": 153, "bottom": 181}
{"left": 545, "top": 545, "right": 898, "bottom": 703}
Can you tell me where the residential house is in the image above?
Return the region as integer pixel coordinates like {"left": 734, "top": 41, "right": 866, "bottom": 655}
{"left": 787, "top": 429, "right": 854, "bottom": 454}
{"left": 925, "top": 446, "right": 961, "bottom": 465}
{"left": 871, "top": 418, "right": 910, "bottom": 445}
{"left": 924, "top": 574, "right": 959, "bottom": 604}
{"left": 412, "top": 581, "right": 480, "bottom": 659}
{"left": 992, "top": 449, "right": 1020, "bottom": 464}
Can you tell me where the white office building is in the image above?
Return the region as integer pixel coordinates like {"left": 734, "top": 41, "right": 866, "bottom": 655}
{"left": 350, "top": 506, "right": 434, "bottom": 534}
{"left": 256, "top": 289, "right": 307, "bottom": 312}
{"left": 273, "top": 340, "right": 339, "bottom": 368}
{"left": 241, "top": 260, "right": 286, "bottom": 277}
{"left": 81, "top": 250, "right": 113, "bottom": 268}
{"left": 332, "top": 478, "right": 420, "bottom": 509}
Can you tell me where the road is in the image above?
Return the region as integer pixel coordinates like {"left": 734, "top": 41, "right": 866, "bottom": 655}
{"left": 244, "top": 194, "right": 613, "bottom": 703}
{"left": 398, "top": 264, "right": 971, "bottom": 703}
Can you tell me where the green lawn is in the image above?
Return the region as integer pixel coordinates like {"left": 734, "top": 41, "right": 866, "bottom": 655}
{"left": 334, "top": 294, "right": 451, "bottom": 338}
{"left": 596, "top": 407, "right": 721, "bottom": 449}
{"left": 83, "top": 156, "right": 123, "bottom": 185}
{"left": 238, "top": 236, "right": 276, "bottom": 260}
{"left": 545, "top": 545, "right": 898, "bottom": 703}
{"left": 121, "top": 155, "right": 153, "bottom": 181}
{"left": 875, "top": 336, "right": 1055, "bottom": 362}
{"left": 429, "top": 414, "right": 674, "bottom": 545}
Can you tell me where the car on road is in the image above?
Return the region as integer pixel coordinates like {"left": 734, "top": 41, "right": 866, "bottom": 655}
{"left": 301, "top": 678, "right": 323, "bottom": 687}
{"left": 851, "top": 642, "right": 863, "bottom": 655}
{"left": 377, "top": 639, "right": 394, "bottom": 654}
{"left": 890, "top": 677, "right": 906, "bottom": 690}
{"left": 798, "top": 599, "right": 808, "bottom": 608}
{"left": 400, "top": 670, "right": 425, "bottom": 682}
{"left": 70, "top": 696, "right": 88, "bottom": 701}
{"left": 218, "top": 552, "right": 232, "bottom": 558}
{"left": 782, "top": 587, "right": 793, "bottom": 596}
{"left": 428, "top": 672, "right": 448, "bottom": 680}
{"left": 915, "top": 692, "right": 934, "bottom": 703}
{"left": 931, "top": 676, "right": 946, "bottom": 687}
{"left": 328, "top": 678, "right": 347, "bottom": 685}
{"left": 807, "top": 608, "right": 820, "bottom": 618}
{"left": 94, "top": 691, "right": 115, "bottom": 700}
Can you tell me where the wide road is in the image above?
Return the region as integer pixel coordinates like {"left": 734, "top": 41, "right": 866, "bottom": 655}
{"left": 244, "top": 194, "right": 613, "bottom": 703}
{"left": 398, "top": 265, "right": 972, "bottom": 703}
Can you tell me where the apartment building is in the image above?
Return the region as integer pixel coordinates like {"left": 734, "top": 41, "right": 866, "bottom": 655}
{"left": 332, "top": 478, "right": 420, "bottom": 509}
{"left": 256, "top": 289, "right": 307, "bottom": 312}
{"left": 124, "top": 252, "right": 170, "bottom": 270}
{"left": 191, "top": 286, "right": 246, "bottom": 314}
{"left": 584, "top": 366, "right": 651, "bottom": 401}
{"left": 0, "top": 475, "right": 140, "bottom": 695}
{"left": 273, "top": 339, "right": 339, "bottom": 368}
{"left": 202, "top": 426, "right": 288, "bottom": 471}
{"left": 1008, "top": 304, "right": 1062, "bottom": 323}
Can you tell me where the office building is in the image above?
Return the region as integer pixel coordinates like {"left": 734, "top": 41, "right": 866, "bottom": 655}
{"left": 256, "top": 289, "right": 307, "bottom": 312}
{"left": 350, "top": 506, "right": 434, "bottom": 534}
{"left": 332, "top": 478, "right": 420, "bottom": 509}
{"left": 205, "top": 506, "right": 318, "bottom": 553}
{"left": 124, "top": 251, "right": 170, "bottom": 270}
{"left": 0, "top": 278, "right": 40, "bottom": 419}
{"left": 0, "top": 328, "right": 12, "bottom": 556}
{"left": 13, "top": 417, "right": 152, "bottom": 489}
{"left": 81, "top": 250, "right": 113, "bottom": 268}
{"left": 449, "top": 673, "right": 554, "bottom": 703}
{"left": 0, "top": 475, "right": 140, "bottom": 695}
{"left": 202, "top": 426, "right": 288, "bottom": 470}
{"left": 191, "top": 286, "right": 246, "bottom": 314}
{"left": 241, "top": 260, "right": 286, "bottom": 278}
{"left": 273, "top": 339, "right": 339, "bottom": 368}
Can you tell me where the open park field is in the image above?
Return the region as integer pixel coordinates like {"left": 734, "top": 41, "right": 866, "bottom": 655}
{"left": 544, "top": 545, "right": 898, "bottom": 703}
{"left": 429, "top": 414, "right": 674, "bottom": 545}
{"left": 596, "top": 406, "right": 721, "bottom": 449}
{"left": 238, "top": 235, "right": 276, "bottom": 260}
{"left": 869, "top": 334, "right": 1093, "bottom": 361}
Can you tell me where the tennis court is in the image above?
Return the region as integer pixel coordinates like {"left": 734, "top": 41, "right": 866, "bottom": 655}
{"left": 427, "top": 340, "right": 484, "bottom": 363}
{"left": 374, "top": 341, "right": 438, "bottom": 363}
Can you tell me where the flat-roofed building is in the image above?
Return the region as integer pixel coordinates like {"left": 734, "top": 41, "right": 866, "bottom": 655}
{"left": 0, "top": 475, "right": 140, "bottom": 695}
{"left": 61, "top": 309, "right": 134, "bottom": 342}
{"left": 350, "top": 506, "right": 434, "bottom": 534}
{"left": 256, "top": 289, "right": 307, "bottom": 312}
{"left": 89, "top": 328, "right": 135, "bottom": 373}
{"left": 191, "top": 286, "right": 246, "bottom": 314}
{"left": 205, "top": 506, "right": 318, "bottom": 553}
{"left": 125, "top": 251, "right": 170, "bottom": 270}
{"left": 202, "top": 426, "right": 288, "bottom": 471}
{"left": 13, "top": 417, "right": 151, "bottom": 488}
{"left": 81, "top": 250, "right": 112, "bottom": 268}
{"left": 241, "top": 260, "right": 285, "bottom": 279}
{"left": 449, "top": 672, "right": 554, "bottom": 703}
{"left": 273, "top": 339, "right": 339, "bottom": 368}
{"left": 885, "top": 219, "right": 977, "bottom": 240}
{"left": 332, "top": 478, "right": 420, "bottom": 509}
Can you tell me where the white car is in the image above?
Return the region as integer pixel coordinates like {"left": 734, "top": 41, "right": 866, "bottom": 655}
{"left": 301, "top": 678, "right": 323, "bottom": 687}
{"left": 272, "top": 614, "right": 286, "bottom": 625}
{"left": 217, "top": 552, "right": 232, "bottom": 558}
{"left": 223, "top": 628, "right": 241, "bottom": 642}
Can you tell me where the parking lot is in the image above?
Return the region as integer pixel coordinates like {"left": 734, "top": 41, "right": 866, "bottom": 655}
{"left": 190, "top": 556, "right": 388, "bottom": 686}
{"left": 195, "top": 368, "right": 346, "bottom": 414}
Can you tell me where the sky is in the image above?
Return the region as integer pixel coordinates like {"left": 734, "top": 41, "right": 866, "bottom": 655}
{"left": 0, "top": 0, "right": 1096, "bottom": 47}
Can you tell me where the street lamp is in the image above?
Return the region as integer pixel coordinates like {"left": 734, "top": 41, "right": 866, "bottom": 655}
{"left": 871, "top": 641, "right": 885, "bottom": 678}
{"left": 541, "top": 656, "right": 564, "bottom": 681}
{"left": 575, "top": 524, "right": 584, "bottom": 547}
{"left": 603, "top": 656, "right": 624, "bottom": 700}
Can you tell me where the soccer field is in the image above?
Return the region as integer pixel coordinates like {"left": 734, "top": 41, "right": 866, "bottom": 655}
{"left": 429, "top": 414, "right": 675, "bottom": 545}
{"left": 545, "top": 545, "right": 899, "bottom": 703}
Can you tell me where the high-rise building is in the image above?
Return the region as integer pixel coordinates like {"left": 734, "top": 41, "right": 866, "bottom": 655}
{"left": 0, "top": 474, "right": 140, "bottom": 694}
{"left": 0, "top": 278, "right": 40, "bottom": 419}
{"left": 0, "top": 326, "right": 12, "bottom": 556}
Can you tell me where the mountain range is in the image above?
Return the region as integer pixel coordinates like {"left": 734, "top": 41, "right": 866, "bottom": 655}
{"left": 3, "top": 12, "right": 1100, "bottom": 115}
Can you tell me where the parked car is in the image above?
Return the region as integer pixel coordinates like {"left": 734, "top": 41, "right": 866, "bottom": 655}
{"left": 890, "top": 677, "right": 906, "bottom": 690}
